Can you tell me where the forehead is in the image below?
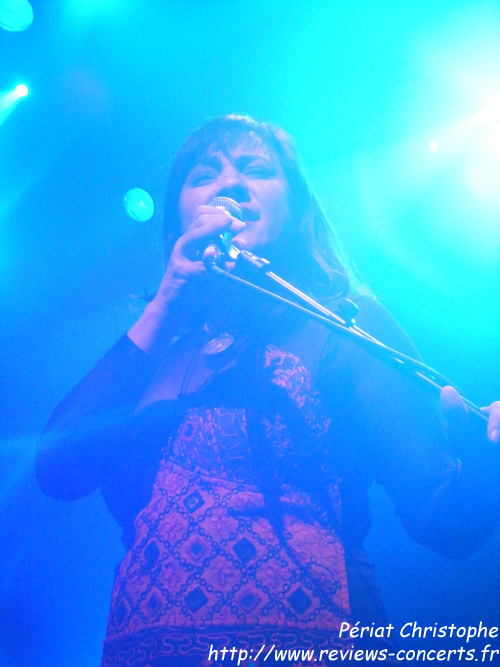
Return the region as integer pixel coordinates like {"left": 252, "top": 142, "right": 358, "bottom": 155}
{"left": 195, "top": 132, "right": 276, "bottom": 165}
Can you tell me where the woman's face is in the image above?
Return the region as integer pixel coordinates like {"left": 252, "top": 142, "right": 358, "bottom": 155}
{"left": 178, "top": 135, "right": 292, "bottom": 255}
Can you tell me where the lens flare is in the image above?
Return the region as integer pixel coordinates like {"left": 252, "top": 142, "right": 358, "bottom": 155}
{"left": 14, "top": 83, "right": 29, "bottom": 98}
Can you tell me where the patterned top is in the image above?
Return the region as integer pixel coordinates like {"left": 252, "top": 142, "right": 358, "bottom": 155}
{"left": 102, "top": 345, "right": 353, "bottom": 666}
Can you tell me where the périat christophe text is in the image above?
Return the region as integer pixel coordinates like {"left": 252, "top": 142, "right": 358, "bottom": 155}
{"left": 206, "top": 622, "right": 500, "bottom": 664}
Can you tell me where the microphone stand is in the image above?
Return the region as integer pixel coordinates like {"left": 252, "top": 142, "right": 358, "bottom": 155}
{"left": 207, "top": 249, "right": 487, "bottom": 424}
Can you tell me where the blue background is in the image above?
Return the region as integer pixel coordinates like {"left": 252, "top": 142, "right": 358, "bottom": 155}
{"left": 1, "top": 1, "right": 499, "bottom": 664}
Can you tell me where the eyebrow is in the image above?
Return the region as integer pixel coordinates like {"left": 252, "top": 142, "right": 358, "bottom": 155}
{"left": 192, "top": 155, "right": 223, "bottom": 169}
{"left": 236, "top": 154, "right": 273, "bottom": 165}
{"left": 193, "top": 151, "right": 274, "bottom": 170}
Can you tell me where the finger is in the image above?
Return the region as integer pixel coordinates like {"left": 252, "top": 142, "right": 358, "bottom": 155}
{"left": 190, "top": 213, "right": 245, "bottom": 236}
{"left": 182, "top": 217, "right": 245, "bottom": 252}
{"left": 481, "top": 401, "right": 500, "bottom": 443}
{"left": 187, "top": 205, "right": 240, "bottom": 232}
{"left": 440, "top": 386, "right": 468, "bottom": 423}
{"left": 186, "top": 206, "right": 229, "bottom": 230}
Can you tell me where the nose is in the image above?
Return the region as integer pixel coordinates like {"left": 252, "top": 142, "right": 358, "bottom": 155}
{"left": 215, "top": 165, "right": 250, "bottom": 203}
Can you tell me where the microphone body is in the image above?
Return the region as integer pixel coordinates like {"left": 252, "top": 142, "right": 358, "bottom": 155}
{"left": 202, "top": 197, "right": 243, "bottom": 267}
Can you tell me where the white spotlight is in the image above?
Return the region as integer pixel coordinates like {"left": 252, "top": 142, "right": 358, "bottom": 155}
{"left": 14, "top": 83, "right": 29, "bottom": 98}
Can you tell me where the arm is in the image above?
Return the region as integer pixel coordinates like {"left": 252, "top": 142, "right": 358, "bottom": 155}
{"left": 37, "top": 206, "right": 244, "bottom": 501}
{"left": 36, "top": 335, "right": 158, "bottom": 500}
{"left": 318, "top": 296, "right": 500, "bottom": 558}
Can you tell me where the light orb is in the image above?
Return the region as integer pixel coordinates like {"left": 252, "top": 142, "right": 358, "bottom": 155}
{"left": 14, "top": 83, "right": 29, "bottom": 98}
{"left": 123, "top": 188, "right": 155, "bottom": 222}
{"left": 0, "top": 0, "right": 34, "bottom": 31}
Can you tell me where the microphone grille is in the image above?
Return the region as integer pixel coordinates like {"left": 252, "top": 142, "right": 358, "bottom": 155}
{"left": 208, "top": 197, "right": 243, "bottom": 221}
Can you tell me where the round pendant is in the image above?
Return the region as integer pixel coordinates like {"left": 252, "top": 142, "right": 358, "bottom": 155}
{"left": 202, "top": 333, "right": 235, "bottom": 356}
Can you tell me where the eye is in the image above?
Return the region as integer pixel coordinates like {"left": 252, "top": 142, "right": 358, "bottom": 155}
{"left": 188, "top": 167, "right": 218, "bottom": 186}
{"left": 243, "top": 160, "right": 274, "bottom": 178}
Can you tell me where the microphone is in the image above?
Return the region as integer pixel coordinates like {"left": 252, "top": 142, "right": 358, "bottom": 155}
{"left": 202, "top": 197, "right": 243, "bottom": 267}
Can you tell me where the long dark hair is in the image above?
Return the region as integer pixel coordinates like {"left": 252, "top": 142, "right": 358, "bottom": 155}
{"left": 163, "top": 115, "right": 355, "bottom": 299}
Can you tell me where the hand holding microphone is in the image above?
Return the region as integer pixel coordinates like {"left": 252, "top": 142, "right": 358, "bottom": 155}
{"left": 200, "top": 197, "right": 275, "bottom": 279}
{"left": 128, "top": 198, "right": 245, "bottom": 354}
{"left": 202, "top": 197, "right": 244, "bottom": 267}
{"left": 152, "top": 198, "right": 245, "bottom": 310}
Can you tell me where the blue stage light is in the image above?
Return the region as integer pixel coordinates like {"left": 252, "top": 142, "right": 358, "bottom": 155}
{"left": 0, "top": 0, "right": 33, "bottom": 31}
{"left": 123, "top": 188, "right": 155, "bottom": 222}
{"left": 0, "top": 83, "right": 29, "bottom": 126}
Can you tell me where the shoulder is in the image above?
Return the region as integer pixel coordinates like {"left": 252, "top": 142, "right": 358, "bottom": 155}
{"left": 348, "top": 294, "right": 421, "bottom": 360}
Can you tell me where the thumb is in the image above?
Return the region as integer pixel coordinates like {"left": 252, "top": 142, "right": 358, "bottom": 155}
{"left": 440, "top": 385, "right": 468, "bottom": 423}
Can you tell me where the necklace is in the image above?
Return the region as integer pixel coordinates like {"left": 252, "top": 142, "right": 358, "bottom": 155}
{"left": 202, "top": 332, "right": 235, "bottom": 356}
